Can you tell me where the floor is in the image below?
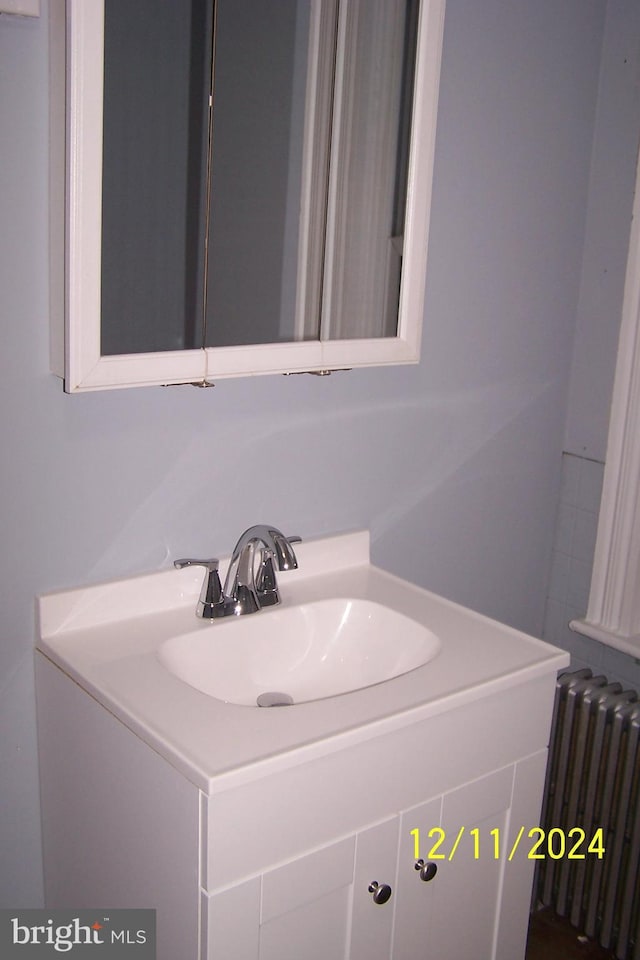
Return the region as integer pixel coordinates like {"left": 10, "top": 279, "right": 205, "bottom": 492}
{"left": 526, "top": 909, "right": 618, "bottom": 960}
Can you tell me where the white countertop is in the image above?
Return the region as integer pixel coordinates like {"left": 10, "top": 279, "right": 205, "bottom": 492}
{"left": 37, "top": 531, "right": 569, "bottom": 794}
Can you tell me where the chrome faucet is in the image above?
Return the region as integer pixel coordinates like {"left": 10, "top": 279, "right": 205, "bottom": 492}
{"left": 175, "top": 524, "right": 300, "bottom": 620}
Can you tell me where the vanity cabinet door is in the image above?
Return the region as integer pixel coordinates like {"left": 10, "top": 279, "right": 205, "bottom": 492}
{"left": 204, "top": 819, "right": 400, "bottom": 960}
{"left": 258, "top": 835, "right": 356, "bottom": 960}
{"left": 348, "top": 817, "right": 401, "bottom": 960}
{"left": 425, "top": 765, "right": 515, "bottom": 960}
{"left": 393, "top": 796, "right": 442, "bottom": 956}
{"left": 255, "top": 816, "right": 400, "bottom": 960}
{"left": 204, "top": 835, "right": 357, "bottom": 960}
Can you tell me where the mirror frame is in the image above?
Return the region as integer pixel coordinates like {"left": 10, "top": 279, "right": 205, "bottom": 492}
{"left": 49, "top": 0, "right": 446, "bottom": 392}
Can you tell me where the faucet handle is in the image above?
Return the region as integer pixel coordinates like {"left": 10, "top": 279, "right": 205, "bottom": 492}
{"left": 174, "top": 558, "right": 225, "bottom": 619}
{"left": 254, "top": 534, "right": 300, "bottom": 606}
{"left": 174, "top": 557, "right": 220, "bottom": 571}
{"left": 272, "top": 533, "right": 301, "bottom": 571}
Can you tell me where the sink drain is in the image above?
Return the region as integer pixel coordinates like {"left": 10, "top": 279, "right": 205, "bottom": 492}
{"left": 256, "top": 691, "right": 294, "bottom": 707}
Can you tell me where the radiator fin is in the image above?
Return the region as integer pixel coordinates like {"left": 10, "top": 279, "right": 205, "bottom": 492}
{"left": 536, "top": 669, "right": 640, "bottom": 960}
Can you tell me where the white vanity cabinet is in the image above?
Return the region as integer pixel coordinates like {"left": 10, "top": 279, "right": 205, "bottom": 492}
{"left": 204, "top": 766, "right": 530, "bottom": 960}
{"left": 37, "top": 652, "right": 554, "bottom": 960}
{"left": 201, "top": 754, "right": 547, "bottom": 960}
{"left": 35, "top": 531, "right": 568, "bottom": 959}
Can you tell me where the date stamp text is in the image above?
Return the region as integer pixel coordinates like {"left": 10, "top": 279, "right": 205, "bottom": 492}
{"left": 410, "top": 827, "right": 605, "bottom": 862}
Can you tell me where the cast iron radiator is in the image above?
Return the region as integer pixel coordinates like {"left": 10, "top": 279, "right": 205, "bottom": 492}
{"left": 535, "top": 669, "right": 640, "bottom": 959}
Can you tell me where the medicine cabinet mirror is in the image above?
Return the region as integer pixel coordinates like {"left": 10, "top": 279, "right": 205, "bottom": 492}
{"left": 49, "top": 0, "right": 445, "bottom": 391}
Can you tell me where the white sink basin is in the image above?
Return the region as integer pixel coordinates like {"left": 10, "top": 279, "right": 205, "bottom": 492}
{"left": 157, "top": 597, "right": 441, "bottom": 706}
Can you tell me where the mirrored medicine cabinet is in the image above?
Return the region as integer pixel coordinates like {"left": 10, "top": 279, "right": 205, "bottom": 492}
{"left": 49, "top": 0, "right": 446, "bottom": 392}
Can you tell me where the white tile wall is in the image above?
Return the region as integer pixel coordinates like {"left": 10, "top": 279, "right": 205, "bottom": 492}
{"left": 542, "top": 453, "right": 640, "bottom": 691}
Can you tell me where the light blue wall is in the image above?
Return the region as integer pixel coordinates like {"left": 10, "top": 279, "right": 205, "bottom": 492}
{"left": 0, "top": 0, "right": 607, "bottom": 906}
{"left": 565, "top": 0, "right": 640, "bottom": 461}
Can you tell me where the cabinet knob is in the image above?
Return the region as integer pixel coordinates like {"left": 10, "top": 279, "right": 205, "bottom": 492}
{"left": 368, "top": 881, "right": 392, "bottom": 904}
{"left": 415, "top": 859, "right": 438, "bottom": 882}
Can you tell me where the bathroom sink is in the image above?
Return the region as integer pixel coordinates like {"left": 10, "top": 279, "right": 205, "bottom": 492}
{"left": 157, "top": 597, "right": 441, "bottom": 706}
